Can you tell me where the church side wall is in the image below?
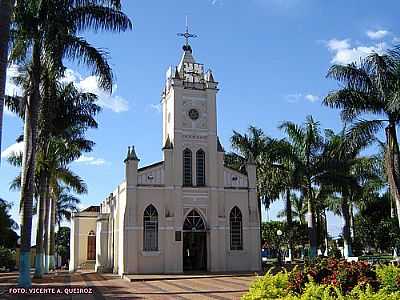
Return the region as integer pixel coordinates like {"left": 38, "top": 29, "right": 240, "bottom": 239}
{"left": 224, "top": 189, "right": 261, "bottom": 272}
{"left": 134, "top": 188, "right": 179, "bottom": 274}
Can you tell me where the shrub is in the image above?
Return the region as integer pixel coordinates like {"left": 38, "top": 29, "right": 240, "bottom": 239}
{"left": 241, "top": 261, "right": 400, "bottom": 299}
{"left": 287, "top": 258, "right": 378, "bottom": 295}
{"left": 376, "top": 264, "right": 400, "bottom": 293}
{"left": 286, "top": 282, "right": 344, "bottom": 300}
{"left": 0, "top": 246, "right": 16, "bottom": 271}
{"left": 242, "top": 271, "right": 290, "bottom": 300}
{"left": 349, "top": 284, "right": 400, "bottom": 300}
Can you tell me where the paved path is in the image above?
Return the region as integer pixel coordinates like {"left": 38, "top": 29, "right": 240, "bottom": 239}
{"left": 0, "top": 270, "right": 256, "bottom": 299}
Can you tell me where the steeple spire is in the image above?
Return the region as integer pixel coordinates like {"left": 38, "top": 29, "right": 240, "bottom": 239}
{"left": 177, "top": 17, "right": 197, "bottom": 52}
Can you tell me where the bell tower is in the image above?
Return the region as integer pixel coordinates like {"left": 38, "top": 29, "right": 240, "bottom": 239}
{"left": 161, "top": 26, "right": 220, "bottom": 187}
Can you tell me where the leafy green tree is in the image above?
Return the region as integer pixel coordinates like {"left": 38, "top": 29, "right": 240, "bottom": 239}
{"left": 0, "top": 198, "right": 18, "bottom": 249}
{"left": 261, "top": 221, "right": 308, "bottom": 255}
{"left": 354, "top": 193, "right": 400, "bottom": 253}
{"left": 323, "top": 48, "right": 400, "bottom": 231}
{"left": 55, "top": 227, "right": 70, "bottom": 267}
{"left": 8, "top": 0, "right": 131, "bottom": 286}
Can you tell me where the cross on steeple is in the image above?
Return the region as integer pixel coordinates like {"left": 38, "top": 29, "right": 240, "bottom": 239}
{"left": 177, "top": 17, "right": 197, "bottom": 48}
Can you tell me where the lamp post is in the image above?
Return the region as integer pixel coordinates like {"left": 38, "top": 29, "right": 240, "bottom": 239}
{"left": 276, "top": 229, "right": 283, "bottom": 266}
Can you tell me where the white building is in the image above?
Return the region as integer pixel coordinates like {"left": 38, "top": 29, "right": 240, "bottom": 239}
{"left": 69, "top": 38, "right": 261, "bottom": 275}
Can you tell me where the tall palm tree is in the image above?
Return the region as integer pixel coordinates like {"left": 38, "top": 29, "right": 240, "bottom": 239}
{"left": 0, "top": 0, "right": 14, "bottom": 161}
{"left": 229, "top": 126, "right": 269, "bottom": 224}
{"left": 9, "top": 0, "right": 131, "bottom": 286}
{"left": 6, "top": 63, "right": 100, "bottom": 276}
{"left": 279, "top": 116, "right": 328, "bottom": 257}
{"left": 323, "top": 48, "right": 400, "bottom": 230}
{"left": 322, "top": 128, "right": 380, "bottom": 258}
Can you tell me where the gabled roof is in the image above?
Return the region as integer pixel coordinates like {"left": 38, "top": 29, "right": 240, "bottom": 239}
{"left": 138, "top": 161, "right": 164, "bottom": 172}
{"left": 82, "top": 206, "right": 100, "bottom": 213}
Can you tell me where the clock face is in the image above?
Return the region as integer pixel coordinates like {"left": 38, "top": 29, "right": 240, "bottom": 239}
{"left": 188, "top": 109, "right": 199, "bottom": 120}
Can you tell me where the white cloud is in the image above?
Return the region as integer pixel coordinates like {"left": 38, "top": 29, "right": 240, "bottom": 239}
{"left": 393, "top": 37, "right": 400, "bottom": 43}
{"left": 62, "top": 69, "right": 129, "bottom": 113}
{"left": 285, "top": 93, "right": 320, "bottom": 104}
{"left": 75, "top": 154, "right": 106, "bottom": 166}
{"left": 327, "top": 39, "right": 350, "bottom": 51}
{"left": 367, "top": 30, "right": 390, "bottom": 40}
{"left": 305, "top": 94, "right": 319, "bottom": 102}
{"left": 326, "top": 39, "right": 387, "bottom": 65}
{"left": 1, "top": 142, "right": 23, "bottom": 160}
{"left": 4, "top": 65, "right": 22, "bottom": 118}
{"left": 5, "top": 64, "right": 22, "bottom": 97}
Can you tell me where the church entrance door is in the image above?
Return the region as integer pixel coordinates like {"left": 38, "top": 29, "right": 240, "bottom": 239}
{"left": 183, "top": 210, "right": 207, "bottom": 272}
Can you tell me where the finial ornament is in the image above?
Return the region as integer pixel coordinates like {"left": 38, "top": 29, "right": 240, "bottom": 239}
{"left": 177, "top": 16, "right": 197, "bottom": 50}
{"left": 130, "top": 145, "right": 140, "bottom": 161}
{"left": 124, "top": 145, "right": 140, "bottom": 162}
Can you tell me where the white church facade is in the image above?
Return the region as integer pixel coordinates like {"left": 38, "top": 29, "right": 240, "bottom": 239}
{"left": 69, "top": 37, "right": 261, "bottom": 275}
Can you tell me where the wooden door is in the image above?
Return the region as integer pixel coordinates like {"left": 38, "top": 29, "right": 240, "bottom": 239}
{"left": 87, "top": 235, "right": 96, "bottom": 260}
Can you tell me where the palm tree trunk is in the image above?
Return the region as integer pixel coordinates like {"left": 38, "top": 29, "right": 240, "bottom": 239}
{"left": 43, "top": 185, "right": 50, "bottom": 273}
{"left": 285, "top": 189, "right": 293, "bottom": 261}
{"left": 34, "top": 172, "right": 47, "bottom": 278}
{"left": 385, "top": 124, "right": 400, "bottom": 229}
{"left": 349, "top": 202, "right": 355, "bottom": 239}
{"left": 0, "top": 0, "right": 14, "bottom": 164}
{"left": 323, "top": 209, "right": 329, "bottom": 256}
{"left": 341, "top": 191, "right": 352, "bottom": 258}
{"left": 390, "top": 191, "right": 396, "bottom": 219}
{"left": 49, "top": 195, "right": 56, "bottom": 270}
{"left": 17, "top": 38, "right": 41, "bottom": 288}
{"left": 306, "top": 183, "right": 317, "bottom": 257}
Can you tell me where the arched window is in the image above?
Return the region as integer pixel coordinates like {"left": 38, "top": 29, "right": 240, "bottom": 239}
{"left": 183, "top": 148, "right": 192, "bottom": 186}
{"left": 230, "top": 207, "right": 243, "bottom": 250}
{"left": 143, "top": 205, "right": 158, "bottom": 251}
{"left": 87, "top": 230, "right": 96, "bottom": 260}
{"left": 183, "top": 210, "right": 206, "bottom": 231}
{"left": 196, "top": 149, "right": 205, "bottom": 186}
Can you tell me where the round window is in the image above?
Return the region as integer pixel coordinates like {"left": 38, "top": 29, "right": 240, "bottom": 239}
{"left": 188, "top": 109, "right": 199, "bottom": 120}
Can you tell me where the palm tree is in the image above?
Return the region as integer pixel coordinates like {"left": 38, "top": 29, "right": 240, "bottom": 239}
{"left": 55, "top": 186, "right": 80, "bottom": 228}
{"left": 279, "top": 116, "right": 328, "bottom": 257}
{"left": 229, "top": 126, "right": 269, "bottom": 223}
{"left": 277, "top": 193, "right": 306, "bottom": 225}
{"left": 8, "top": 141, "right": 88, "bottom": 271}
{"left": 6, "top": 63, "right": 100, "bottom": 276}
{"left": 321, "top": 127, "right": 380, "bottom": 258}
{"left": 9, "top": 0, "right": 131, "bottom": 286}
{"left": 323, "top": 48, "right": 400, "bottom": 230}
{"left": 0, "top": 0, "right": 15, "bottom": 161}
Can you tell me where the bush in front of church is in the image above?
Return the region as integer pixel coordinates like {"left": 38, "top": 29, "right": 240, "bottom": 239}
{"left": 242, "top": 260, "right": 400, "bottom": 300}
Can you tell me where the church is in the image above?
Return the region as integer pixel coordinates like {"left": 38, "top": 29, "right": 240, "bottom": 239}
{"left": 69, "top": 32, "right": 261, "bottom": 275}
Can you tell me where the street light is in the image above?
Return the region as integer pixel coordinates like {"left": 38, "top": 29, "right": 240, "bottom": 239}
{"left": 276, "top": 229, "right": 283, "bottom": 266}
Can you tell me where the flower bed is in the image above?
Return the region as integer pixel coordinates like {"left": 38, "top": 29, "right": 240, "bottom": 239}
{"left": 242, "top": 259, "right": 400, "bottom": 299}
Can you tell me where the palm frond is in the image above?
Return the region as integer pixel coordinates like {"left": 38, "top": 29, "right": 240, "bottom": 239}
{"left": 64, "top": 35, "right": 113, "bottom": 91}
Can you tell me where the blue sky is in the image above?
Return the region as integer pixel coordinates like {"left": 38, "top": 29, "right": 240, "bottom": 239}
{"left": 2, "top": 0, "right": 400, "bottom": 239}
